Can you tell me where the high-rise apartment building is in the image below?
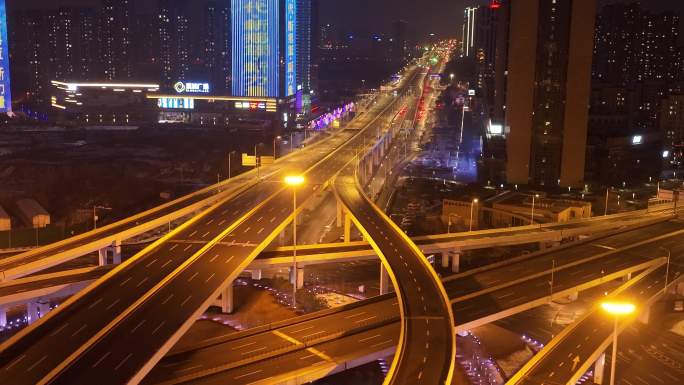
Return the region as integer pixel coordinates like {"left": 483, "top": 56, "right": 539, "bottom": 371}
{"left": 498, "top": 0, "right": 596, "bottom": 187}
{"left": 100, "top": 0, "right": 133, "bottom": 80}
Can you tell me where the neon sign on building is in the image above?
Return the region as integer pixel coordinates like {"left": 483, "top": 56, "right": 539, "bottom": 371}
{"left": 232, "top": 0, "right": 280, "bottom": 97}
{"left": 0, "top": 0, "right": 11, "bottom": 113}
{"left": 285, "top": 0, "right": 297, "bottom": 96}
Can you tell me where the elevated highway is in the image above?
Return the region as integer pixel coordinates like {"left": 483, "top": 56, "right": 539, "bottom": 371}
{"left": 138, "top": 220, "right": 684, "bottom": 385}
{"left": 506, "top": 234, "right": 684, "bottom": 385}
{"left": 0, "top": 111, "right": 364, "bottom": 282}
{"left": 333, "top": 154, "right": 455, "bottom": 384}
{"left": 0, "top": 63, "right": 427, "bottom": 385}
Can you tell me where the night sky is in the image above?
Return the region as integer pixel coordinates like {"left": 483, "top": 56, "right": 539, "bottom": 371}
{"left": 7, "top": 0, "right": 684, "bottom": 39}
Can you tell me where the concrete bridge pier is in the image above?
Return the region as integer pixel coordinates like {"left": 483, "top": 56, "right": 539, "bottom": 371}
{"left": 220, "top": 282, "right": 234, "bottom": 314}
{"left": 441, "top": 253, "right": 449, "bottom": 269}
{"left": 336, "top": 199, "right": 344, "bottom": 228}
{"left": 593, "top": 352, "right": 606, "bottom": 384}
{"left": 26, "top": 300, "right": 50, "bottom": 324}
{"left": 344, "top": 213, "right": 353, "bottom": 243}
{"left": 380, "top": 263, "right": 390, "bottom": 295}
{"left": 290, "top": 267, "right": 304, "bottom": 290}
{"left": 451, "top": 251, "right": 461, "bottom": 273}
{"left": 98, "top": 240, "right": 123, "bottom": 265}
{"left": 251, "top": 270, "right": 262, "bottom": 280}
{"left": 112, "top": 240, "right": 122, "bottom": 264}
{"left": 98, "top": 247, "right": 108, "bottom": 266}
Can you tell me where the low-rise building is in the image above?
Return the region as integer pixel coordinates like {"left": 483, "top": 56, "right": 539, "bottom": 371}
{"left": 15, "top": 199, "right": 50, "bottom": 228}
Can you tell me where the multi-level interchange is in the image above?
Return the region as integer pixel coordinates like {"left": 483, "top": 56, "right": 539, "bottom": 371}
{"left": 0, "top": 50, "right": 683, "bottom": 385}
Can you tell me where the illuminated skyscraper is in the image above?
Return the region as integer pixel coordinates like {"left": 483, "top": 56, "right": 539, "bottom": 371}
{"left": 232, "top": 0, "right": 310, "bottom": 99}
{"left": 0, "top": 0, "right": 11, "bottom": 113}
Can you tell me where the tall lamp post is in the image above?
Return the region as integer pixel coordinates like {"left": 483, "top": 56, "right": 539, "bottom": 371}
{"left": 273, "top": 136, "right": 282, "bottom": 160}
{"left": 660, "top": 246, "right": 671, "bottom": 294}
{"left": 227, "top": 150, "right": 236, "bottom": 180}
{"left": 601, "top": 301, "right": 636, "bottom": 385}
{"left": 531, "top": 194, "right": 540, "bottom": 225}
{"left": 93, "top": 205, "right": 112, "bottom": 230}
{"left": 285, "top": 175, "right": 305, "bottom": 309}
{"left": 469, "top": 198, "right": 479, "bottom": 232}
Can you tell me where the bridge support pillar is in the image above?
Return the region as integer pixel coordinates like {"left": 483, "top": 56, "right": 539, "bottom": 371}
{"left": 98, "top": 247, "right": 108, "bottom": 266}
{"left": 638, "top": 306, "right": 651, "bottom": 324}
{"left": 0, "top": 308, "right": 6, "bottom": 328}
{"left": 26, "top": 301, "right": 42, "bottom": 324}
{"left": 344, "top": 213, "right": 352, "bottom": 243}
{"left": 451, "top": 252, "right": 461, "bottom": 273}
{"left": 336, "top": 199, "right": 343, "bottom": 228}
{"left": 290, "top": 267, "right": 304, "bottom": 289}
{"left": 623, "top": 272, "right": 632, "bottom": 282}
{"left": 594, "top": 352, "right": 606, "bottom": 384}
{"left": 379, "top": 263, "right": 390, "bottom": 295}
{"left": 251, "top": 270, "right": 262, "bottom": 280}
{"left": 220, "top": 282, "right": 234, "bottom": 314}
{"left": 441, "top": 253, "right": 449, "bottom": 269}
{"left": 111, "top": 240, "right": 122, "bottom": 264}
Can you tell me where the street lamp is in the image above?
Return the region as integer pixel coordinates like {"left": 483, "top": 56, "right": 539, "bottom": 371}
{"left": 601, "top": 301, "right": 636, "bottom": 385}
{"left": 273, "top": 136, "right": 282, "bottom": 159}
{"left": 227, "top": 151, "right": 236, "bottom": 180}
{"left": 285, "top": 175, "right": 305, "bottom": 309}
{"left": 660, "top": 246, "right": 671, "bottom": 294}
{"left": 93, "top": 205, "right": 112, "bottom": 230}
{"left": 469, "top": 198, "right": 479, "bottom": 232}
{"left": 531, "top": 194, "right": 540, "bottom": 225}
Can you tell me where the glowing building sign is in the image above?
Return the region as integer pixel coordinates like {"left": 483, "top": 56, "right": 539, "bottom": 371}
{"left": 285, "top": 0, "right": 297, "bottom": 96}
{"left": 174, "top": 81, "right": 210, "bottom": 94}
{"left": 0, "top": 0, "right": 11, "bottom": 113}
{"left": 232, "top": 0, "right": 279, "bottom": 98}
{"left": 157, "top": 97, "right": 195, "bottom": 110}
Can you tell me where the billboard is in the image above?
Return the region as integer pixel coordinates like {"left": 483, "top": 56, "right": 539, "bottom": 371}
{"left": 0, "top": 0, "right": 11, "bottom": 113}
{"left": 285, "top": 0, "right": 297, "bottom": 96}
{"left": 232, "top": 0, "right": 279, "bottom": 98}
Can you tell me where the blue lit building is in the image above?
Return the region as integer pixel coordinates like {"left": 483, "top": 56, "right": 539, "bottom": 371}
{"left": 0, "top": 0, "right": 11, "bottom": 113}
{"left": 231, "top": 0, "right": 311, "bottom": 101}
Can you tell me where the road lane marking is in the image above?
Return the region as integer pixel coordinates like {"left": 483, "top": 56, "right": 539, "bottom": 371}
{"left": 26, "top": 355, "right": 47, "bottom": 372}
{"left": 187, "top": 272, "right": 199, "bottom": 282}
{"left": 161, "top": 294, "right": 174, "bottom": 305}
{"left": 307, "top": 347, "right": 333, "bottom": 361}
{"left": 359, "top": 334, "right": 382, "bottom": 343}
{"left": 49, "top": 323, "right": 69, "bottom": 337}
{"left": 205, "top": 273, "right": 215, "bottom": 283}
{"left": 106, "top": 298, "right": 121, "bottom": 310}
{"left": 370, "top": 339, "right": 393, "bottom": 348}
{"left": 169, "top": 244, "right": 178, "bottom": 251}
{"left": 209, "top": 254, "right": 219, "bottom": 263}
{"left": 161, "top": 259, "right": 173, "bottom": 269}
{"left": 114, "top": 353, "right": 133, "bottom": 371}
{"left": 92, "top": 352, "right": 111, "bottom": 368}
{"left": 289, "top": 325, "right": 315, "bottom": 333}
{"left": 151, "top": 321, "right": 165, "bottom": 336}
{"left": 231, "top": 341, "right": 256, "bottom": 350}
{"left": 241, "top": 346, "right": 267, "bottom": 356}
{"left": 233, "top": 369, "right": 262, "bottom": 380}
{"left": 119, "top": 277, "right": 133, "bottom": 287}
{"left": 180, "top": 295, "right": 192, "bottom": 307}
{"left": 131, "top": 319, "right": 146, "bottom": 334}
{"left": 183, "top": 244, "right": 193, "bottom": 251}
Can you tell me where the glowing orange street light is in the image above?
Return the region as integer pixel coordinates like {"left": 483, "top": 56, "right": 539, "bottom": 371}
{"left": 285, "top": 175, "right": 305, "bottom": 308}
{"left": 601, "top": 301, "right": 636, "bottom": 385}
